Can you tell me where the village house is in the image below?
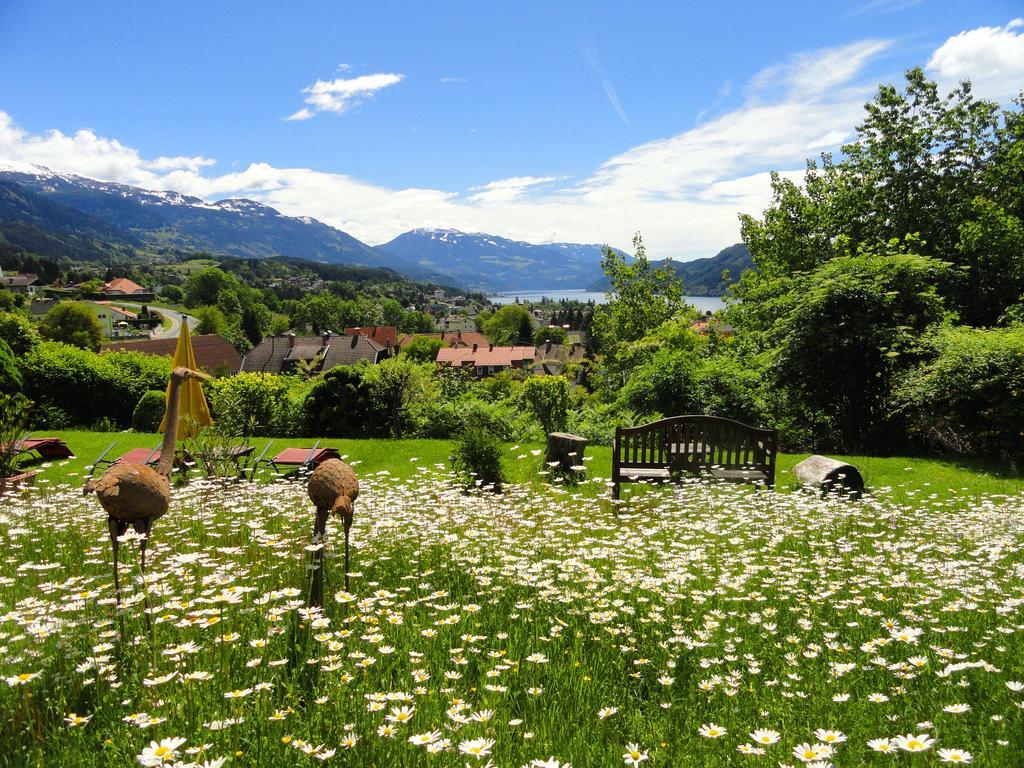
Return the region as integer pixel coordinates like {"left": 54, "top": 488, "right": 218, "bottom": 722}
{"left": 104, "top": 334, "right": 242, "bottom": 375}
{"left": 101, "top": 277, "right": 155, "bottom": 301}
{"left": 436, "top": 314, "right": 477, "bottom": 333}
{"left": 436, "top": 344, "right": 536, "bottom": 377}
{"left": 691, "top": 311, "right": 735, "bottom": 338}
{"left": 240, "top": 331, "right": 388, "bottom": 374}
{"left": 0, "top": 270, "right": 41, "bottom": 294}
{"left": 532, "top": 341, "right": 587, "bottom": 376}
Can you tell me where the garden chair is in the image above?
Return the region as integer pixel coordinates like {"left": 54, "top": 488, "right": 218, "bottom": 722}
{"left": 9, "top": 433, "right": 75, "bottom": 461}
{"left": 264, "top": 442, "right": 341, "bottom": 478}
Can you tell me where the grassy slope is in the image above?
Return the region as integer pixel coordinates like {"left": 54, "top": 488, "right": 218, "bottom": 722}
{"left": 17, "top": 430, "right": 1024, "bottom": 500}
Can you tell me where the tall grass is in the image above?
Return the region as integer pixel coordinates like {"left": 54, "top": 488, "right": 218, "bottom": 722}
{"left": 2, "top": 456, "right": 1022, "bottom": 766}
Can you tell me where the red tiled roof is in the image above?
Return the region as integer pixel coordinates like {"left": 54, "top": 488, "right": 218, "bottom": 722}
{"left": 436, "top": 345, "right": 536, "bottom": 368}
{"left": 103, "top": 334, "right": 242, "bottom": 373}
{"left": 103, "top": 277, "right": 146, "bottom": 294}
{"left": 344, "top": 325, "right": 398, "bottom": 348}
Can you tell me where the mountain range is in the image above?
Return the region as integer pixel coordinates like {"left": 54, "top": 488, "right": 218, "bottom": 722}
{"left": 0, "top": 164, "right": 751, "bottom": 294}
{"left": 587, "top": 243, "right": 752, "bottom": 295}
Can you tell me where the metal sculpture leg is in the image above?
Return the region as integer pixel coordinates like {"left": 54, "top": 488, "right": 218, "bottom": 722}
{"left": 344, "top": 521, "right": 351, "bottom": 593}
{"left": 108, "top": 517, "right": 124, "bottom": 603}
{"left": 136, "top": 518, "right": 152, "bottom": 573}
{"left": 309, "top": 508, "right": 329, "bottom": 607}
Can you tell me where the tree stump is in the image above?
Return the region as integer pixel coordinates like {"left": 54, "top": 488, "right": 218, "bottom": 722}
{"left": 545, "top": 432, "right": 588, "bottom": 473}
{"left": 793, "top": 455, "right": 865, "bottom": 499}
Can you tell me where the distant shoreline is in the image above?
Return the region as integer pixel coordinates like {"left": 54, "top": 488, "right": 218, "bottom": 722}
{"left": 487, "top": 289, "right": 726, "bottom": 312}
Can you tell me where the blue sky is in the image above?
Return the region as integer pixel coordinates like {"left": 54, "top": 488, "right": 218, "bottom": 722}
{"left": 0, "top": 1, "right": 1022, "bottom": 258}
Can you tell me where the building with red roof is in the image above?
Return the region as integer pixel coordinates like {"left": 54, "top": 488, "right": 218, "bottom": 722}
{"left": 102, "top": 277, "right": 148, "bottom": 295}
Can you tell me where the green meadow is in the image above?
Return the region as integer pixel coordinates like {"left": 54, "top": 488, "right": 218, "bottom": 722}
{"left": 2, "top": 434, "right": 1022, "bottom": 767}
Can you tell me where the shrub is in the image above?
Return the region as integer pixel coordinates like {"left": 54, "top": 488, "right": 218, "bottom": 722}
{"left": 692, "top": 355, "right": 769, "bottom": 427}
{"left": 408, "top": 394, "right": 540, "bottom": 442}
{"left": 401, "top": 336, "right": 444, "bottom": 362}
{"left": 363, "top": 356, "right": 437, "bottom": 438}
{"left": 21, "top": 342, "right": 172, "bottom": 428}
{"left": 303, "top": 363, "right": 383, "bottom": 438}
{"left": 0, "top": 339, "right": 22, "bottom": 395}
{"left": 567, "top": 402, "right": 646, "bottom": 446}
{"left": 0, "top": 311, "right": 40, "bottom": 356}
{"left": 452, "top": 426, "right": 505, "bottom": 491}
{"left": 208, "top": 372, "right": 303, "bottom": 437}
{"left": 893, "top": 325, "right": 1024, "bottom": 465}
{"left": 132, "top": 390, "right": 167, "bottom": 432}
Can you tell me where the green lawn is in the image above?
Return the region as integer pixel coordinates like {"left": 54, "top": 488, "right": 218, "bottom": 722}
{"left": 17, "top": 430, "right": 1024, "bottom": 501}
{"left": 3, "top": 432, "right": 1022, "bottom": 767}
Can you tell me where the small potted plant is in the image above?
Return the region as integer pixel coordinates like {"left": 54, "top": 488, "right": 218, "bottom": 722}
{"left": 0, "top": 393, "right": 35, "bottom": 493}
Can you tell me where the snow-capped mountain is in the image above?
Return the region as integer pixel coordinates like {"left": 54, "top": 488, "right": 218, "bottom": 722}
{"left": 0, "top": 164, "right": 445, "bottom": 279}
{"left": 376, "top": 228, "right": 624, "bottom": 292}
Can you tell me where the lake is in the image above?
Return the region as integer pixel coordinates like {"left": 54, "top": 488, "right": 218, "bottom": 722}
{"left": 487, "top": 289, "right": 726, "bottom": 313}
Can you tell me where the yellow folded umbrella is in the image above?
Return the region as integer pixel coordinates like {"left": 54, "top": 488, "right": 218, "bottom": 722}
{"left": 158, "top": 321, "right": 213, "bottom": 438}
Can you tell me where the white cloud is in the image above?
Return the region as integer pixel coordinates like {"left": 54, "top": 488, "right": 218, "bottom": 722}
{"left": 582, "top": 33, "right": 631, "bottom": 127}
{"left": 5, "top": 26, "right": 1012, "bottom": 261}
{"left": 846, "top": 0, "right": 924, "bottom": 17}
{"left": 927, "top": 18, "right": 1024, "bottom": 102}
{"left": 749, "top": 39, "right": 891, "bottom": 99}
{"left": 466, "top": 176, "right": 564, "bottom": 204}
{"left": 287, "top": 72, "right": 405, "bottom": 120}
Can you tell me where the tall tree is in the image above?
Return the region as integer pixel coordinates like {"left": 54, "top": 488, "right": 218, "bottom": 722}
{"left": 38, "top": 301, "right": 104, "bottom": 352}
{"left": 739, "top": 68, "right": 1022, "bottom": 326}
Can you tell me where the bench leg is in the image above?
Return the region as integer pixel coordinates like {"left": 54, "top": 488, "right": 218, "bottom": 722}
{"left": 612, "top": 480, "right": 620, "bottom": 500}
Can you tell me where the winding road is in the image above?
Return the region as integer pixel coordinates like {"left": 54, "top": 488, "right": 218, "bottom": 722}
{"left": 151, "top": 307, "right": 198, "bottom": 339}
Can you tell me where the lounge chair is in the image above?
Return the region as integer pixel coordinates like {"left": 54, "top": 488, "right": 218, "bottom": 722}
{"left": 9, "top": 434, "right": 75, "bottom": 461}
{"left": 254, "top": 441, "right": 341, "bottom": 478}
{"left": 89, "top": 443, "right": 194, "bottom": 477}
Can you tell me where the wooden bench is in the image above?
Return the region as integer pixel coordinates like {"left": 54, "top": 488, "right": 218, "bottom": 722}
{"left": 612, "top": 415, "right": 777, "bottom": 499}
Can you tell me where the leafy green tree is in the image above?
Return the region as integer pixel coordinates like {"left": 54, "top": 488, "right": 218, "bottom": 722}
{"left": 184, "top": 267, "right": 240, "bottom": 308}
{"left": 75, "top": 278, "right": 105, "bottom": 297}
{"left": 533, "top": 325, "right": 568, "bottom": 346}
{"left": 0, "top": 289, "right": 19, "bottom": 311}
{"left": 195, "top": 305, "right": 229, "bottom": 336}
{"left": 590, "top": 235, "right": 688, "bottom": 388}
{"left": 520, "top": 376, "right": 570, "bottom": 435}
{"left": 482, "top": 304, "right": 534, "bottom": 346}
{"left": 159, "top": 284, "right": 183, "bottom": 303}
{"left": 241, "top": 303, "right": 272, "bottom": 346}
{"left": 401, "top": 336, "right": 444, "bottom": 362}
{"left": 39, "top": 301, "right": 104, "bottom": 351}
{"left": 739, "top": 68, "right": 1022, "bottom": 325}
{"left": 770, "top": 248, "right": 950, "bottom": 450}
{"left": 400, "top": 309, "right": 437, "bottom": 333}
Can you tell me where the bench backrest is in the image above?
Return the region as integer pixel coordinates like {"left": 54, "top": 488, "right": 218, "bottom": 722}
{"left": 614, "top": 415, "right": 776, "bottom": 475}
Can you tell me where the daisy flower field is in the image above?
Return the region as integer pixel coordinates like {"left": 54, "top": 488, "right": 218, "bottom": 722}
{"left": 1, "top": 461, "right": 1022, "bottom": 766}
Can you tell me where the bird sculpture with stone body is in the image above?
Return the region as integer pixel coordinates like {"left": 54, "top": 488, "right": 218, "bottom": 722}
{"left": 306, "top": 457, "right": 360, "bottom": 602}
{"left": 84, "top": 366, "right": 210, "bottom": 602}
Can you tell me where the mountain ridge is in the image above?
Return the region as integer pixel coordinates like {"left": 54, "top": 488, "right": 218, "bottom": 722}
{"left": 0, "top": 165, "right": 748, "bottom": 295}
